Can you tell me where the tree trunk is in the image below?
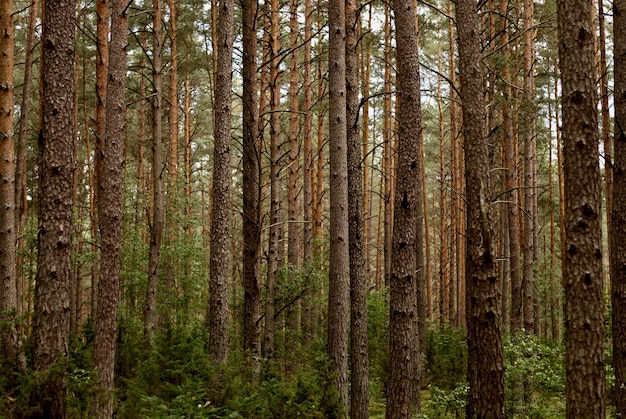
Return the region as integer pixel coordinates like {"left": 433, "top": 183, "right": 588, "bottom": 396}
{"left": 91, "top": 0, "right": 127, "bottom": 416}
{"left": 162, "top": 0, "right": 179, "bottom": 320}
{"left": 242, "top": 0, "right": 261, "bottom": 372}
{"left": 383, "top": 7, "right": 393, "bottom": 288}
{"left": 386, "top": 0, "right": 422, "bottom": 415}
{"left": 612, "top": 0, "right": 626, "bottom": 414}
{"left": 557, "top": 0, "right": 606, "bottom": 415}
{"left": 455, "top": 0, "right": 506, "bottom": 416}
{"left": 0, "top": 0, "right": 19, "bottom": 370}
{"left": 32, "top": 0, "right": 76, "bottom": 416}
{"left": 328, "top": 0, "right": 350, "bottom": 413}
{"left": 263, "top": 0, "right": 282, "bottom": 359}
{"left": 286, "top": 0, "right": 301, "bottom": 350}
{"left": 145, "top": 0, "right": 165, "bottom": 342}
{"left": 496, "top": 0, "right": 523, "bottom": 335}
{"left": 302, "top": 0, "right": 314, "bottom": 337}
{"left": 15, "top": 0, "right": 38, "bottom": 322}
{"left": 208, "top": 0, "right": 234, "bottom": 365}
{"left": 522, "top": 0, "right": 536, "bottom": 333}
{"left": 346, "top": 0, "right": 369, "bottom": 416}
{"left": 92, "top": 0, "right": 109, "bottom": 322}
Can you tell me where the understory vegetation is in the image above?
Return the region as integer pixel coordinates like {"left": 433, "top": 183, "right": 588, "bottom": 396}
{"left": 3, "top": 288, "right": 617, "bottom": 417}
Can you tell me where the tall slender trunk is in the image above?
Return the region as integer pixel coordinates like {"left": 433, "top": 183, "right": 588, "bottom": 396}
{"left": 383, "top": 7, "right": 393, "bottom": 288}
{"left": 93, "top": 0, "right": 109, "bottom": 322}
{"left": 242, "top": 0, "right": 261, "bottom": 371}
{"left": 386, "top": 0, "right": 423, "bottom": 414}
{"left": 522, "top": 0, "right": 536, "bottom": 333}
{"left": 163, "top": 0, "right": 179, "bottom": 319}
{"left": 0, "top": 0, "right": 19, "bottom": 369}
{"left": 346, "top": 0, "right": 369, "bottom": 416}
{"left": 557, "top": 0, "right": 606, "bottom": 415}
{"left": 145, "top": 0, "right": 164, "bottom": 342}
{"left": 15, "top": 0, "right": 38, "bottom": 322}
{"left": 302, "top": 0, "right": 314, "bottom": 337}
{"left": 91, "top": 0, "right": 127, "bottom": 416}
{"left": 286, "top": 0, "right": 301, "bottom": 347}
{"left": 612, "top": 0, "right": 626, "bottom": 414}
{"left": 456, "top": 0, "right": 506, "bottom": 416}
{"left": 208, "top": 0, "right": 234, "bottom": 364}
{"left": 328, "top": 0, "right": 350, "bottom": 412}
{"left": 32, "top": 0, "right": 76, "bottom": 415}
{"left": 263, "top": 0, "right": 282, "bottom": 359}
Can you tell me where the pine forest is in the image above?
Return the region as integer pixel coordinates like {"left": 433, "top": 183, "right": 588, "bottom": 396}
{"left": 0, "top": 0, "right": 623, "bottom": 417}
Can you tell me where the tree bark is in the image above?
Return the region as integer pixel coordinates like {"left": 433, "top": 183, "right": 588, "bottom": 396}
{"left": 32, "top": 0, "right": 76, "bottom": 416}
{"left": 208, "top": 0, "right": 234, "bottom": 365}
{"left": 455, "top": 0, "right": 506, "bottom": 416}
{"left": 263, "top": 0, "right": 282, "bottom": 359}
{"left": 557, "top": 0, "right": 606, "bottom": 415}
{"left": 91, "top": 0, "right": 128, "bottom": 416}
{"left": 612, "top": 0, "right": 626, "bottom": 415}
{"left": 328, "top": 0, "right": 350, "bottom": 413}
{"left": 15, "top": 0, "right": 38, "bottom": 322}
{"left": 242, "top": 0, "right": 261, "bottom": 371}
{"left": 286, "top": 0, "right": 301, "bottom": 350}
{"left": 522, "top": 0, "right": 536, "bottom": 333}
{"left": 345, "top": 0, "right": 369, "bottom": 416}
{"left": 383, "top": 7, "right": 393, "bottom": 288}
{"left": 386, "top": 0, "right": 423, "bottom": 415}
{"left": 0, "top": 0, "right": 19, "bottom": 370}
{"left": 93, "top": 0, "right": 109, "bottom": 322}
{"left": 145, "top": 0, "right": 164, "bottom": 342}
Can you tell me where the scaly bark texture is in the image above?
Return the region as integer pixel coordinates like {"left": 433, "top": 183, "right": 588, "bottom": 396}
{"left": 557, "top": 0, "right": 606, "bottom": 416}
{"left": 263, "top": 0, "right": 282, "bottom": 359}
{"left": 145, "top": 0, "right": 164, "bottom": 342}
{"left": 613, "top": 0, "right": 626, "bottom": 415}
{"left": 0, "top": 0, "right": 19, "bottom": 369}
{"left": 208, "top": 0, "right": 234, "bottom": 364}
{"left": 327, "top": 0, "right": 350, "bottom": 413}
{"left": 455, "top": 0, "right": 506, "bottom": 416}
{"left": 345, "top": 0, "right": 369, "bottom": 416}
{"left": 15, "top": 0, "right": 38, "bottom": 321}
{"left": 242, "top": 0, "right": 262, "bottom": 369}
{"left": 32, "top": 0, "right": 76, "bottom": 416}
{"left": 91, "top": 0, "right": 128, "bottom": 416}
{"left": 386, "top": 0, "right": 423, "bottom": 416}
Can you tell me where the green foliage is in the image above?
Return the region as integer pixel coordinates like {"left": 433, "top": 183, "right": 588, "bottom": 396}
{"left": 367, "top": 289, "right": 389, "bottom": 400}
{"left": 419, "top": 384, "right": 469, "bottom": 419}
{"left": 115, "top": 320, "right": 340, "bottom": 418}
{"left": 504, "top": 333, "right": 565, "bottom": 417}
{"left": 424, "top": 324, "right": 467, "bottom": 390}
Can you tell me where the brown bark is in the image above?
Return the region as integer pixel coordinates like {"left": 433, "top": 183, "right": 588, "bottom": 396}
{"left": 455, "top": 0, "right": 506, "bottom": 416}
{"left": 286, "top": 0, "right": 301, "bottom": 347}
{"left": 612, "top": 0, "right": 626, "bottom": 414}
{"left": 92, "top": 0, "right": 109, "bottom": 322}
{"left": 0, "top": 0, "right": 19, "bottom": 369}
{"left": 386, "top": 0, "right": 422, "bottom": 415}
{"left": 32, "top": 0, "right": 76, "bottom": 416}
{"left": 328, "top": 0, "right": 350, "bottom": 412}
{"left": 346, "top": 0, "right": 369, "bottom": 416}
{"left": 557, "top": 0, "right": 606, "bottom": 415}
{"left": 383, "top": 7, "right": 394, "bottom": 289}
{"left": 91, "top": 0, "right": 127, "bottom": 416}
{"left": 242, "top": 0, "right": 261, "bottom": 369}
{"left": 208, "top": 0, "right": 234, "bottom": 364}
{"left": 302, "top": 0, "right": 314, "bottom": 337}
{"left": 263, "top": 0, "right": 282, "bottom": 359}
{"left": 522, "top": 0, "right": 536, "bottom": 333}
{"left": 496, "top": 0, "right": 523, "bottom": 334}
{"left": 437, "top": 56, "right": 449, "bottom": 324}
{"left": 15, "top": 0, "right": 38, "bottom": 321}
{"left": 145, "top": 0, "right": 165, "bottom": 342}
